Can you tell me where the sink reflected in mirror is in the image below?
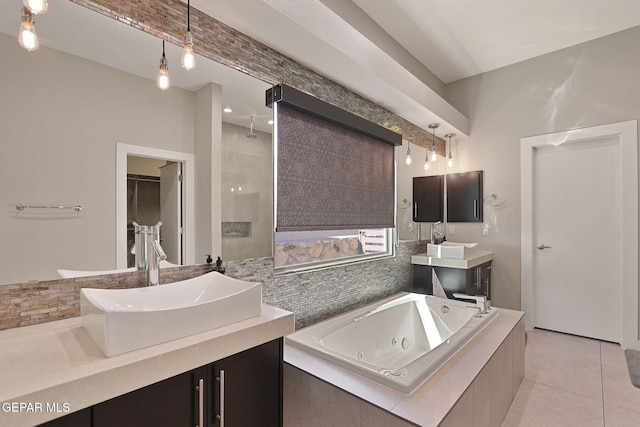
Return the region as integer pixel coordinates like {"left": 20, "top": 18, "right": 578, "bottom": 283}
{"left": 80, "top": 271, "right": 262, "bottom": 357}
{"left": 57, "top": 260, "right": 180, "bottom": 279}
{"left": 426, "top": 242, "right": 478, "bottom": 259}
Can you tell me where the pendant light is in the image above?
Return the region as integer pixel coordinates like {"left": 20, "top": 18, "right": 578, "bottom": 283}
{"left": 445, "top": 133, "right": 455, "bottom": 168}
{"left": 181, "top": 0, "right": 196, "bottom": 70}
{"left": 157, "top": 41, "right": 170, "bottom": 91}
{"left": 18, "top": 7, "right": 38, "bottom": 52}
{"left": 428, "top": 123, "right": 440, "bottom": 162}
{"left": 423, "top": 149, "right": 429, "bottom": 170}
{"left": 23, "top": 0, "right": 47, "bottom": 14}
{"left": 405, "top": 141, "right": 412, "bottom": 165}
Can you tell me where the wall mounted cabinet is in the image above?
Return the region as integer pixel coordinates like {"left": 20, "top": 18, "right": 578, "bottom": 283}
{"left": 412, "top": 175, "right": 444, "bottom": 222}
{"left": 447, "top": 170, "right": 484, "bottom": 222}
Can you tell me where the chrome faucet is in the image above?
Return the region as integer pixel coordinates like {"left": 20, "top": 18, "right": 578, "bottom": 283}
{"left": 133, "top": 222, "right": 167, "bottom": 286}
{"left": 453, "top": 293, "right": 490, "bottom": 314}
{"left": 146, "top": 222, "right": 167, "bottom": 287}
{"left": 430, "top": 221, "right": 444, "bottom": 244}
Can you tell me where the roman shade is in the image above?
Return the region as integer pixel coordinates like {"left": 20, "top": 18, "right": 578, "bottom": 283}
{"left": 269, "top": 85, "right": 401, "bottom": 232}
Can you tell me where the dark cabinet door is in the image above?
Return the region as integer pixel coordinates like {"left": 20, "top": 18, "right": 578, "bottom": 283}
{"left": 93, "top": 366, "right": 207, "bottom": 427}
{"left": 212, "top": 338, "right": 282, "bottom": 427}
{"left": 413, "top": 175, "right": 444, "bottom": 222}
{"left": 447, "top": 171, "right": 483, "bottom": 222}
{"left": 37, "top": 408, "right": 92, "bottom": 427}
{"left": 414, "top": 262, "right": 492, "bottom": 300}
{"left": 465, "top": 261, "right": 492, "bottom": 299}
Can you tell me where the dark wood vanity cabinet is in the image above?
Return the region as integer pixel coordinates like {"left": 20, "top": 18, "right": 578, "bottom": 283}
{"left": 446, "top": 170, "right": 483, "bottom": 222}
{"left": 413, "top": 261, "right": 492, "bottom": 300}
{"left": 40, "top": 338, "right": 283, "bottom": 427}
{"left": 412, "top": 175, "right": 444, "bottom": 222}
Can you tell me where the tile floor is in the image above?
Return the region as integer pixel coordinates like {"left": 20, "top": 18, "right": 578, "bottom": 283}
{"left": 502, "top": 328, "right": 640, "bottom": 426}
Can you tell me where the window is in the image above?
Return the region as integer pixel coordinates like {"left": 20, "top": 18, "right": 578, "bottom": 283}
{"left": 275, "top": 228, "right": 393, "bottom": 273}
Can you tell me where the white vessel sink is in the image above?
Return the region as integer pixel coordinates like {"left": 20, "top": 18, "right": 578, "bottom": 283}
{"left": 427, "top": 242, "right": 478, "bottom": 259}
{"left": 58, "top": 260, "right": 180, "bottom": 279}
{"left": 80, "top": 271, "right": 262, "bottom": 357}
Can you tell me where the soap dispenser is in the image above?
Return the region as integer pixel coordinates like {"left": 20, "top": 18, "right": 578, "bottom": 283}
{"left": 213, "top": 256, "right": 226, "bottom": 275}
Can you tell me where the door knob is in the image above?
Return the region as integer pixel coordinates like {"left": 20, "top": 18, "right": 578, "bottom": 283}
{"left": 536, "top": 244, "right": 551, "bottom": 250}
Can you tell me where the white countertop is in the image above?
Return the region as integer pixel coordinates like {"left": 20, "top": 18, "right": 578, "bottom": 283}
{"left": 285, "top": 307, "right": 523, "bottom": 427}
{"left": 0, "top": 304, "right": 294, "bottom": 427}
{"left": 411, "top": 250, "right": 494, "bottom": 269}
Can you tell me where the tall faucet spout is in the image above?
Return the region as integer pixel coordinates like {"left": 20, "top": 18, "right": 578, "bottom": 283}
{"left": 146, "top": 222, "right": 164, "bottom": 286}
{"left": 430, "top": 221, "right": 444, "bottom": 244}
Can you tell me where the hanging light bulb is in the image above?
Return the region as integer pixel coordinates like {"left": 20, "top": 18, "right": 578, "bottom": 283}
{"left": 446, "top": 133, "right": 455, "bottom": 168}
{"left": 428, "top": 123, "right": 440, "bottom": 163}
{"left": 424, "top": 150, "right": 429, "bottom": 170}
{"left": 18, "top": 7, "right": 38, "bottom": 52}
{"left": 23, "top": 0, "right": 47, "bottom": 14}
{"left": 181, "top": 0, "right": 196, "bottom": 70}
{"left": 157, "top": 41, "right": 170, "bottom": 91}
{"left": 405, "top": 141, "right": 412, "bottom": 165}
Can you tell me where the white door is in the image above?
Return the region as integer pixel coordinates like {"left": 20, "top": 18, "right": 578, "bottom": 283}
{"left": 533, "top": 138, "right": 621, "bottom": 342}
{"left": 160, "top": 162, "right": 183, "bottom": 265}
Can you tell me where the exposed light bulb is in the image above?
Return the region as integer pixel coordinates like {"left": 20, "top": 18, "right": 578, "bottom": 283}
{"left": 157, "top": 41, "right": 170, "bottom": 91}
{"left": 18, "top": 8, "right": 38, "bottom": 52}
{"left": 405, "top": 142, "right": 412, "bottom": 165}
{"left": 424, "top": 160, "right": 429, "bottom": 170}
{"left": 23, "top": 0, "right": 47, "bottom": 14}
{"left": 181, "top": 31, "right": 195, "bottom": 70}
{"left": 445, "top": 133, "right": 455, "bottom": 169}
{"left": 157, "top": 68, "right": 170, "bottom": 91}
{"left": 431, "top": 149, "right": 437, "bottom": 162}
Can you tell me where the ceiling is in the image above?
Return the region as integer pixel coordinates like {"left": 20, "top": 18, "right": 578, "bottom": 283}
{"left": 203, "top": 0, "right": 640, "bottom": 84}
{"left": 193, "top": 0, "right": 640, "bottom": 136}
{"left": 5, "top": 0, "right": 640, "bottom": 138}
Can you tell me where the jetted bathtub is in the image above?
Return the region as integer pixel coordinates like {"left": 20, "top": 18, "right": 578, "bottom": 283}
{"left": 286, "top": 292, "right": 498, "bottom": 394}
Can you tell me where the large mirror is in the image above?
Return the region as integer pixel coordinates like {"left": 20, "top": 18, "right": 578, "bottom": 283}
{"left": 0, "top": 1, "right": 273, "bottom": 285}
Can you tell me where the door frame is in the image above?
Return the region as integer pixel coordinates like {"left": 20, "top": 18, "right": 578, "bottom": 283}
{"left": 116, "top": 143, "right": 195, "bottom": 269}
{"left": 521, "top": 120, "right": 638, "bottom": 349}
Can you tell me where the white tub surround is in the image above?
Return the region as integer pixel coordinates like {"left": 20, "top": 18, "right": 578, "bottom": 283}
{"left": 284, "top": 298, "right": 523, "bottom": 427}
{"left": 411, "top": 250, "right": 493, "bottom": 269}
{"left": 0, "top": 304, "right": 293, "bottom": 427}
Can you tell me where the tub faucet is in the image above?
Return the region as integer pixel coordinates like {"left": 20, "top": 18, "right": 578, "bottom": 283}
{"left": 453, "top": 293, "right": 489, "bottom": 314}
{"left": 430, "top": 221, "right": 444, "bottom": 244}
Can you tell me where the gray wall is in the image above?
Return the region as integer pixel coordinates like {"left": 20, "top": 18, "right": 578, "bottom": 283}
{"left": 0, "top": 33, "right": 195, "bottom": 284}
{"left": 444, "top": 25, "right": 640, "bottom": 311}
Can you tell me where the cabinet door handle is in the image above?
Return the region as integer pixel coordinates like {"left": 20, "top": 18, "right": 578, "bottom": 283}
{"left": 196, "top": 378, "right": 204, "bottom": 427}
{"left": 216, "top": 370, "right": 225, "bottom": 427}
{"left": 476, "top": 268, "right": 481, "bottom": 288}
{"left": 473, "top": 200, "right": 478, "bottom": 218}
{"left": 414, "top": 202, "right": 418, "bottom": 219}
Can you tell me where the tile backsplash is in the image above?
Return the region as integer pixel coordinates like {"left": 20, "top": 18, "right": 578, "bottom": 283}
{"left": 0, "top": 241, "right": 422, "bottom": 331}
{"left": 0, "top": 264, "right": 213, "bottom": 330}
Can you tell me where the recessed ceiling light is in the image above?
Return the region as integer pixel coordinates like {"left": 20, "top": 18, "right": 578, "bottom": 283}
{"left": 223, "top": 107, "right": 232, "bottom": 113}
